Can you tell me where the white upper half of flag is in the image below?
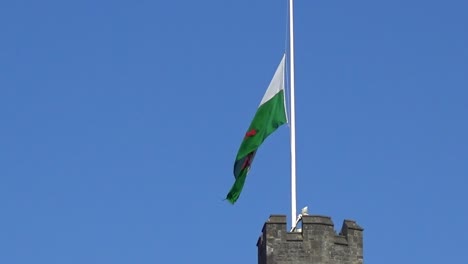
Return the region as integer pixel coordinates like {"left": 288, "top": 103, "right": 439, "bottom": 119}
{"left": 260, "top": 54, "right": 286, "bottom": 106}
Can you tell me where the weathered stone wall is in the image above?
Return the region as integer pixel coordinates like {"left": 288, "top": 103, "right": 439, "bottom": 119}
{"left": 257, "top": 215, "right": 363, "bottom": 264}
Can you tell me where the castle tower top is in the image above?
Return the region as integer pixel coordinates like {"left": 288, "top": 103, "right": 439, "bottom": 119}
{"left": 257, "top": 215, "right": 364, "bottom": 264}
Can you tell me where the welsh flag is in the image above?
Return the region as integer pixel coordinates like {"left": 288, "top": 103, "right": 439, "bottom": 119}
{"left": 226, "top": 55, "right": 288, "bottom": 204}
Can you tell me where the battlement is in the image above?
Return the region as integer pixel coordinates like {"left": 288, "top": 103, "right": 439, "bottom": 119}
{"left": 257, "top": 215, "right": 363, "bottom": 264}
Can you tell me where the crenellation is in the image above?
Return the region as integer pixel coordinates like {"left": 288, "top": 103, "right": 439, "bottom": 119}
{"left": 258, "top": 215, "right": 364, "bottom": 264}
{"left": 334, "top": 235, "right": 349, "bottom": 246}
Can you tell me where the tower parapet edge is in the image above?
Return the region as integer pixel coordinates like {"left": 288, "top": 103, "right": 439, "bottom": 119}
{"left": 257, "top": 215, "right": 364, "bottom": 264}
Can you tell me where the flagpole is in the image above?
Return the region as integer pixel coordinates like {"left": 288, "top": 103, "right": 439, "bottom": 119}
{"left": 289, "top": 0, "right": 297, "bottom": 228}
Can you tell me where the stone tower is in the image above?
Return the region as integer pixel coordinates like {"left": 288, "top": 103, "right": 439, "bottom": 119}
{"left": 257, "top": 215, "right": 363, "bottom": 264}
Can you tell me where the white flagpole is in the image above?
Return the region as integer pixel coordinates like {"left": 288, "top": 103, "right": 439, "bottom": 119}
{"left": 289, "top": 0, "right": 297, "bottom": 228}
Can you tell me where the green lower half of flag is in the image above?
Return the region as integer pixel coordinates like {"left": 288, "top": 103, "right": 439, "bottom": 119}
{"left": 226, "top": 90, "right": 287, "bottom": 204}
{"left": 226, "top": 151, "right": 256, "bottom": 204}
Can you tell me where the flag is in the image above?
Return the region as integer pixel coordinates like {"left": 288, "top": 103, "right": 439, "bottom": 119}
{"left": 226, "top": 54, "right": 288, "bottom": 204}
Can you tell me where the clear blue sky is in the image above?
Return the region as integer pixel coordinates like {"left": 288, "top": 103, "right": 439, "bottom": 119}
{"left": 1, "top": 0, "right": 467, "bottom": 263}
